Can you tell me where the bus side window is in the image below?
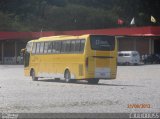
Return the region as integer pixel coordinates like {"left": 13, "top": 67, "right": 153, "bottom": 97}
{"left": 80, "top": 39, "right": 85, "bottom": 53}
{"left": 70, "top": 40, "right": 76, "bottom": 53}
{"left": 61, "top": 40, "right": 67, "bottom": 53}
{"left": 32, "top": 43, "right": 37, "bottom": 54}
{"left": 39, "top": 42, "right": 44, "bottom": 54}
{"left": 44, "top": 42, "right": 48, "bottom": 54}
{"left": 65, "top": 40, "right": 71, "bottom": 53}
{"left": 61, "top": 40, "right": 70, "bottom": 54}
{"left": 55, "top": 41, "right": 61, "bottom": 54}
{"left": 52, "top": 41, "right": 55, "bottom": 53}
{"left": 48, "top": 42, "right": 52, "bottom": 54}
{"left": 36, "top": 42, "right": 40, "bottom": 54}
{"left": 75, "top": 40, "right": 81, "bottom": 53}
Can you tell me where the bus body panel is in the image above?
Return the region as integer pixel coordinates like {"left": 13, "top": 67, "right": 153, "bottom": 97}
{"left": 85, "top": 36, "right": 117, "bottom": 79}
{"left": 86, "top": 51, "right": 117, "bottom": 79}
{"left": 36, "top": 54, "right": 85, "bottom": 79}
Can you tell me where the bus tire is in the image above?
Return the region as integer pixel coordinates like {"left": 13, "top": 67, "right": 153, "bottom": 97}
{"left": 64, "top": 70, "right": 72, "bottom": 83}
{"left": 31, "top": 69, "right": 38, "bottom": 81}
{"left": 55, "top": 78, "right": 60, "bottom": 82}
{"left": 88, "top": 79, "right": 99, "bottom": 84}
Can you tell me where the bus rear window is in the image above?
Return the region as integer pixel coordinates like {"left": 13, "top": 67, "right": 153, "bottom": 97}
{"left": 90, "top": 35, "right": 115, "bottom": 51}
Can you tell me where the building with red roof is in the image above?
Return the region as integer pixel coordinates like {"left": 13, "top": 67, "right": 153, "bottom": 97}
{"left": 0, "top": 26, "right": 160, "bottom": 64}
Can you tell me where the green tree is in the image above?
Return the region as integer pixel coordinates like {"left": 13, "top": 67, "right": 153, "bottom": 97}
{"left": 0, "top": 0, "right": 159, "bottom": 31}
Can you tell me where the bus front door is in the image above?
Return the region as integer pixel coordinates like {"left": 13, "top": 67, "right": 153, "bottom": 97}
{"left": 24, "top": 51, "right": 30, "bottom": 68}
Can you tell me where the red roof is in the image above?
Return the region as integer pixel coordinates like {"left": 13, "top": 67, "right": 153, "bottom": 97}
{"left": 0, "top": 26, "right": 160, "bottom": 41}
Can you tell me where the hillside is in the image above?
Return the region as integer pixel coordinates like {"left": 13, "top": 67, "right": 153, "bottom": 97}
{"left": 0, "top": 0, "right": 159, "bottom": 31}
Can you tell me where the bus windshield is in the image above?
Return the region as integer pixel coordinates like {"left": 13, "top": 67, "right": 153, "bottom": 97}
{"left": 90, "top": 35, "right": 115, "bottom": 51}
{"left": 26, "top": 42, "right": 32, "bottom": 53}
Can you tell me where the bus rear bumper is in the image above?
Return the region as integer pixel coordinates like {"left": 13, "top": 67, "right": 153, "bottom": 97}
{"left": 78, "top": 78, "right": 116, "bottom": 80}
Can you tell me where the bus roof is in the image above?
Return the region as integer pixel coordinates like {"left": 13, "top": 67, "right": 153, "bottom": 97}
{"left": 28, "top": 34, "right": 115, "bottom": 43}
{"left": 29, "top": 34, "right": 90, "bottom": 42}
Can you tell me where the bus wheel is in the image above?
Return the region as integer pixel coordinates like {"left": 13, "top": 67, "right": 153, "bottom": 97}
{"left": 88, "top": 79, "right": 99, "bottom": 84}
{"left": 31, "top": 69, "right": 38, "bottom": 81}
{"left": 64, "top": 70, "right": 71, "bottom": 83}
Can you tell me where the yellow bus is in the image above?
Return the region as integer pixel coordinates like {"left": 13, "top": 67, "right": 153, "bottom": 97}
{"left": 22, "top": 34, "right": 117, "bottom": 84}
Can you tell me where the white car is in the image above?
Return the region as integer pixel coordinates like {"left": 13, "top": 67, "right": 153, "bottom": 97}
{"left": 118, "top": 51, "right": 140, "bottom": 65}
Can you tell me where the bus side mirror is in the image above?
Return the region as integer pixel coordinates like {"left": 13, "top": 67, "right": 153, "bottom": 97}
{"left": 21, "top": 48, "right": 26, "bottom": 54}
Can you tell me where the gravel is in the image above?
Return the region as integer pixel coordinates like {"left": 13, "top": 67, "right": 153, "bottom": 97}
{"left": 0, "top": 65, "right": 160, "bottom": 113}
